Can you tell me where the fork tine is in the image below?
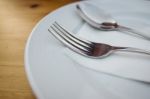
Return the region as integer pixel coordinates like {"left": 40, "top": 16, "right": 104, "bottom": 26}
{"left": 54, "top": 22, "right": 92, "bottom": 48}
{"left": 51, "top": 23, "right": 90, "bottom": 52}
{"left": 48, "top": 23, "right": 90, "bottom": 55}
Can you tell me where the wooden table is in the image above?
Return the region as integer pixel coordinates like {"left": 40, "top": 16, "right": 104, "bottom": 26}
{"left": 0, "top": 0, "right": 77, "bottom": 98}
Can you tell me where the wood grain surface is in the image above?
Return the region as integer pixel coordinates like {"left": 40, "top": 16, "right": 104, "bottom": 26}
{"left": 0, "top": 0, "right": 77, "bottom": 98}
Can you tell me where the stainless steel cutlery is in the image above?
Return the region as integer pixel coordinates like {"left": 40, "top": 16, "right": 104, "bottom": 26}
{"left": 48, "top": 22, "right": 150, "bottom": 58}
{"left": 76, "top": 2, "right": 150, "bottom": 40}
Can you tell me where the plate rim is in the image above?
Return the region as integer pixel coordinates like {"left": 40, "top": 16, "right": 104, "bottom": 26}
{"left": 24, "top": 2, "right": 79, "bottom": 98}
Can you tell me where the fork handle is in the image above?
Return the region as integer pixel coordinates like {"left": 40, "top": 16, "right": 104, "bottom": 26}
{"left": 114, "top": 47, "right": 150, "bottom": 55}
{"left": 118, "top": 25, "right": 150, "bottom": 41}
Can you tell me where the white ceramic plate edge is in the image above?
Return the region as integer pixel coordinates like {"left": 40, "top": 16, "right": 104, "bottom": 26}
{"left": 24, "top": 3, "right": 78, "bottom": 98}
{"left": 24, "top": 16, "right": 46, "bottom": 99}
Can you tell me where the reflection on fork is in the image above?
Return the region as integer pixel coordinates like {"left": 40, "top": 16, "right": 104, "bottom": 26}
{"left": 48, "top": 21, "right": 150, "bottom": 58}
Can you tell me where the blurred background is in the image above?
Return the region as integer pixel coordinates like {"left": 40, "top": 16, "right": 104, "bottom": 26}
{"left": 0, "top": 0, "right": 77, "bottom": 98}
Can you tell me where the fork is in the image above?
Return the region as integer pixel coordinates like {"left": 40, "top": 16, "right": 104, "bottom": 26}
{"left": 48, "top": 22, "right": 150, "bottom": 58}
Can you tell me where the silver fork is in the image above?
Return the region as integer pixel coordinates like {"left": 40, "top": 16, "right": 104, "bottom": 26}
{"left": 48, "top": 22, "right": 150, "bottom": 58}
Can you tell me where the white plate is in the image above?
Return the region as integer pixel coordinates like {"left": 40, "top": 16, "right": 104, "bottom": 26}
{"left": 25, "top": 0, "right": 150, "bottom": 99}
